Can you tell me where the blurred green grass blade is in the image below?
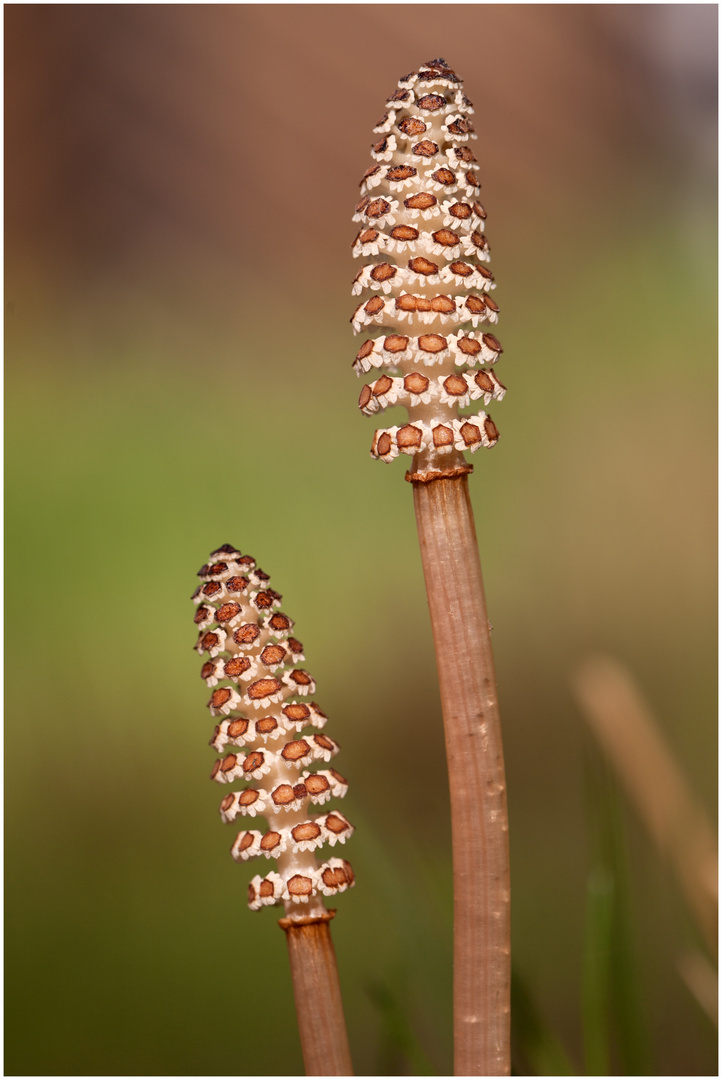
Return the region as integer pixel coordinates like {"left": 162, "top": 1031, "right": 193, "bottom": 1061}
{"left": 367, "top": 978, "right": 437, "bottom": 1076}
{"left": 605, "top": 782, "right": 651, "bottom": 1074}
{"left": 583, "top": 747, "right": 651, "bottom": 1076}
{"left": 582, "top": 864, "right": 614, "bottom": 1075}
{"left": 511, "top": 966, "right": 576, "bottom": 1075}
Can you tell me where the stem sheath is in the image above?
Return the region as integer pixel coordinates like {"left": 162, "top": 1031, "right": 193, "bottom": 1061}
{"left": 280, "top": 912, "right": 353, "bottom": 1076}
{"left": 412, "top": 472, "right": 511, "bottom": 1076}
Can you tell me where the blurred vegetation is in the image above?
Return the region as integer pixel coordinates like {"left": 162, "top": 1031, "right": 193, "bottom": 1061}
{"left": 5, "top": 5, "right": 716, "bottom": 1076}
{"left": 6, "top": 222, "right": 715, "bottom": 1076}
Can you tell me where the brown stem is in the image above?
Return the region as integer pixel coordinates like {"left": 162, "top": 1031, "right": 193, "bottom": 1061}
{"left": 411, "top": 470, "right": 511, "bottom": 1076}
{"left": 279, "top": 911, "right": 353, "bottom": 1076}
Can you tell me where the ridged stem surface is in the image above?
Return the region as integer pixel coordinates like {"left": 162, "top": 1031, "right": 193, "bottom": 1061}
{"left": 412, "top": 473, "right": 510, "bottom": 1076}
{"left": 281, "top": 914, "right": 353, "bottom": 1076}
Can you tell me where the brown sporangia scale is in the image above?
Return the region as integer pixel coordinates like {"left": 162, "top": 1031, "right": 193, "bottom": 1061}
{"left": 192, "top": 546, "right": 354, "bottom": 914}
{"left": 352, "top": 59, "right": 506, "bottom": 467}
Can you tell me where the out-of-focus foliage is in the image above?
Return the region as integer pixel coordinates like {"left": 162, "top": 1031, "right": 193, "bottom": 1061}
{"left": 5, "top": 6, "right": 716, "bottom": 1075}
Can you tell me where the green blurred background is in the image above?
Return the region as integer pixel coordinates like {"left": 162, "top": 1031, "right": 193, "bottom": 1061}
{"left": 5, "top": 5, "right": 716, "bottom": 1075}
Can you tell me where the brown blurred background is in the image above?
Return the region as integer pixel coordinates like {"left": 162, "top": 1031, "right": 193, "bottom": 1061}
{"left": 5, "top": 5, "right": 717, "bottom": 1076}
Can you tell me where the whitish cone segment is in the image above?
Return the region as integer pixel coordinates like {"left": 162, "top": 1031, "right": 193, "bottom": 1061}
{"left": 351, "top": 58, "right": 505, "bottom": 469}
{"left": 192, "top": 545, "right": 354, "bottom": 918}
